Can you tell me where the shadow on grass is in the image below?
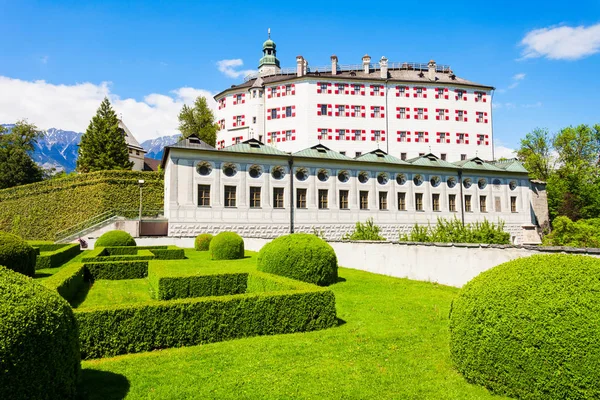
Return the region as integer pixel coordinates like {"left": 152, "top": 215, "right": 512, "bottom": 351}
{"left": 335, "top": 276, "right": 347, "bottom": 283}
{"left": 34, "top": 272, "right": 52, "bottom": 278}
{"left": 337, "top": 318, "right": 347, "bottom": 327}
{"left": 70, "top": 281, "right": 92, "bottom": 308}
{"left": 78, "top": 369, "right": 130, "bottom": 400}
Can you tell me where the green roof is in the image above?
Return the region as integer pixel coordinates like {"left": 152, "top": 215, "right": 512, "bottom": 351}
{"left": 221, "top": 139, "right": 288, "bottom": 156}
{"left": 406, "top": 153, "right": 457, "bottom": 169}
{"left": 263, "top": 38, "right": 276, "bottom": 49}
{"left": 356, "top": 149, "right": 408, "bottom": 165}
{"left": 491, "top": 159, "right": 529, "bottom": 173}
{"left": 293, "top": 144, "right": 356, "bottom": 161}
{"left": 453, "top": 157, "right": 505, "bottom": 172}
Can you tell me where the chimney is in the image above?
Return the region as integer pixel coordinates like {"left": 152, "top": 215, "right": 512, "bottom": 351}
{"left": 362, "top": 54, "right": 371, "bottom": 74}
{"left": 380, "top": 56, "right": 388, "bottom": 79}
{"left": 331, "top": 55, "right": 338, "bottom": 76}
{"left": 428, "top": 59, "right": 436, "bottom": 81}
{"left": 296, "top": 56, "right": 304, "bottom": 77}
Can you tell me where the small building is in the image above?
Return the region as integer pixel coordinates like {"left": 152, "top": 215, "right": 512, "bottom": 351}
{"left": 119, "top": 119, "right": 147, "bottom": 171}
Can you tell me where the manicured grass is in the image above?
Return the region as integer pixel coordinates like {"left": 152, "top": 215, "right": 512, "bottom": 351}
{"left": 80, "top": 265, "right": 506, "bottom": 399}
{"left": 76, "top": 279, "right": 152, "bottom": 308}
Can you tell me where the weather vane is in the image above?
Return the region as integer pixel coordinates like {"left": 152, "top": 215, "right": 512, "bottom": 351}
{"left": 268, "top": 28, "right": 271, "bottom": 39}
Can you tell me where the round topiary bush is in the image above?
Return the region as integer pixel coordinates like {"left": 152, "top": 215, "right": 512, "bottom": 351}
{"left": 0, "top": 232, "right": 37, "bottom": 277}
{"left": 95, "top": 230, "right": 136, "bottom": 247}
{"left": 195, "top": 233, "right": 213, "bottom": 251}
{"left": 257, "top": 233, "right": 338, "bottom": 286}
{"left": 449, "top": 254, "right": 600, "bottom": 399}
{"left": 209, "top": 232, "right": 244, "bottom": 260}
{"left": 0, "top": 266, "right": 80, "bottom": 400}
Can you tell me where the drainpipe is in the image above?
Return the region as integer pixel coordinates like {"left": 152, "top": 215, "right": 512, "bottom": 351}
{"left": 288, "top": 157, "right": 294, "bottom": 233}
{"left": 458, "top": 169, "right": 465, "bottom": 226}
{"left": 385, "top": 79, "right": 389, "bottom": 153}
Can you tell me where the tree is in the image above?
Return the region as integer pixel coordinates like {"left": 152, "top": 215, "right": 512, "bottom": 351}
{"left": 516, "top": 128, "right": 554, "bottom": 181}
{"left": 177, "top": 96, "right": 218, "bottom": 146}
{"left": 77, "top": 97, "right": 133, "bottom": 173}
{"left": 0, "top": 120, "right": 43, "bottom": 189}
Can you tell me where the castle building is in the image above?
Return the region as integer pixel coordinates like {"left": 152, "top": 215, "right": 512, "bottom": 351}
{"left": 161, "top": 33, "right": 546, "bottom": 244}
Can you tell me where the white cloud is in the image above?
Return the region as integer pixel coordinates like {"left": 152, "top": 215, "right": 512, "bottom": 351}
{"left": 0, "top": 76, "right": 216, "bottom": 142}
{"left": 522, "top": 101, "right": 542, "bottom": 108}
{"left": 492, "top": 102, "right": 516, "bottom": 110}
{"left": 494, "top": 141, "right": 517, "bottom": 160}
{"left": 513, "top": 73, "right": 526, "bottom": 81}
{"left": 216, "top": 59, "right": 255, "bottom": 79}
{"left": 520, "top": 23, "right": 600, "bottom": 60}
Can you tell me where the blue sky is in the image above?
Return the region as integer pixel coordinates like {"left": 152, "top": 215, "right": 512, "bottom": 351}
{"left": 0, "top": 0, "right": 599, "bottom": 151}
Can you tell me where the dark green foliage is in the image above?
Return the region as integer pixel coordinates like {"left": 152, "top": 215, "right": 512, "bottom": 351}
{"left": 195, "top": 233, "right": 213, "bottom": 251}
{"left": 77, "top": 97, "right": 134, "bottom": 173}
{"left": 34, "top": 243, "right": 81, "bottom": 270}
{"left": 0, "top": 171, "right": 164, "bottom": 240}
{"left": 342, "top": 218, "right": 385, "bottom": 240}
{"left": 0, "top": 232, "right": 37, "bottom": 276}
{"left": 27, "top": 241, "right": 66, "bottom": 252}
{"left": 95, "top": 230, "right": 137, "bottom": 247}
{"left": 149, "top": 248, "right": 185, "bottom": 260}
{"left": 84, "top": 261, "right": 148, "bottom": 280}
{"left": 76, "top": 274, "right": 337, "bottom": 359}
{"left": 257, "top": 233, "right": 338, "bottom": 286}
{"left": 178, "top": 96, "right": 218, "bottom": 146}
{"left": 210, "top": 232, "right": 244, "bottom": 260}
{"left": 449, "top": 254, "right": 600, "bottom": 399}
{"left": 399, "top": 217, "right": 510, "bottom": 244}
{"left": 150, "top": 272, "right": 248, "bottom": 300}
{"left": 0, "top": 266, "right": 80, "bottom": 400}
{"left": 543, "top": 216, "right": 600, "bottom": 247}
{"left": 42, "top": 263, "right": 87, "bottom": 304}
{"left": 0, "top": 120, "right": 43, "bottom": 189}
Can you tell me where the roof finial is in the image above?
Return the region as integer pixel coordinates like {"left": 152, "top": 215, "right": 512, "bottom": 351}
{"left": 268, "top": 28, "right": 271, "bottom": 39}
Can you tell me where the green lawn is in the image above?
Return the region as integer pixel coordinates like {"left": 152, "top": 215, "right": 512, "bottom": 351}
{"left": 77, "top": 279, "right": 152, "bottom": 308}
{"left": 79, "top": 256, "right": 506, "bottom": 400}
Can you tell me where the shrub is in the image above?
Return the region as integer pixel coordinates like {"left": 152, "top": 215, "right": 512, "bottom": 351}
{"left": 34, "top": 243, "right": 81, "bottom": 270}
{"left": 342, "top": 218, "right": 385, "bottom": 241}
{"left": 150, "top": 272, "right": 248, "bottom": 300}
{"left": 76, "top": 272, "right": 336, "bottom": 359}
{"left": 210, "top": 232, "right": 244, "bottom": 260}
{"left": 195, "top": 233, "right": 213, "bottom": 251}
{"left": 0, "top": 232, "right": 37, "bottom": 276}
{"left": 399, "top": 217, "right": 510, "bottom": 244}
{"left": 257, "top": 233, "right": 338, "bottom": 286}
{"left": 42, "top": 262, "right": 87, "bottom": 304}
{"left": 449, "top": 254, "right": 600, "bottom": 399}
{"left": 0, "top": 266, "right": 80, "bottom": 399}
{"left": 543, "top": 216, "right": 600, "bottom": 247}
{"left": 84, "top": 261, "right": 148, "bottom": 280}
{"left": 150, "top": 248, "right": 185, "bottom": 260}
{"left": 95, "top": 230, "right": 137, "bottom": 247}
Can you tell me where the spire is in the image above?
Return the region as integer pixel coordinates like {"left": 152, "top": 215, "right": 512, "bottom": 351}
{"left": 258, "top": 29, "right": 281, "bottom": 75}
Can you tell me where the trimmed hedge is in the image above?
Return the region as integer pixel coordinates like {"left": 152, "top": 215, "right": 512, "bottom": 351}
{"left": 35, "top": 243, "right": 81, "bottom": 270}
{"left": 257, "top": 233, "right": 338, "bottom": 286}
{"left": 84, "top": 261, "right": 149, "bottom": 280}
{"left": 210, "top": 231, "right": 245, "bottom": 260}
{"left": 150, "top": 272, "right": 248, "bottom": 300}
{"left": 0, "top": 266, "right": 80, "bottom": 400}
{"left": 95, "top": 230, "right": 137, "bottom": 247}
{"left": 0, "top": 171, "right": 163, "bottom": 240}
{"left": 195, "top": 233, "right": 213, "bottom": 251}
{"left": 28, "top": 241, "right": 67, "bottom": 252}
{"left": 42, "top": 262, "right": 87, "bottom": 304}
{"left": 0, "top": 232, "right": 37, "bottom": 276}
{"left": 149, "top": 248, "right": 185, "bottom": 260}
{"left": 76, "top": 272, "right": 337, "bottom": 359}
{"left": 449, "top": 254, "right": 600, "bottom": 399}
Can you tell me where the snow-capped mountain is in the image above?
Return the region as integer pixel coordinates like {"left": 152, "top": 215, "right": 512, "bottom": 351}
{"left": 140, "top": 134, "right": 180, "bottom": 160}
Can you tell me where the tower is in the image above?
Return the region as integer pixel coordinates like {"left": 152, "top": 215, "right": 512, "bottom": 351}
{"left": 258, "top": 28, "right": 281, "bottom": 76}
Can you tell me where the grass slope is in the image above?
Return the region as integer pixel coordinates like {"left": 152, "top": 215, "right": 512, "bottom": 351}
{"left": 80, "top": 265, "right": 505, "bottom": 399}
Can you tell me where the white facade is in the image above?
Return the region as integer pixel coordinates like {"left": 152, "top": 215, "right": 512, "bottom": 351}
{"left": 214, "top": 39, "right": 493, "bottom": 162}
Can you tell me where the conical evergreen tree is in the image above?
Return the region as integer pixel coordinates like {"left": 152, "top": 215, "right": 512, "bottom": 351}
{"left": 77, "top": 97, "right": 134, "bottom": 172}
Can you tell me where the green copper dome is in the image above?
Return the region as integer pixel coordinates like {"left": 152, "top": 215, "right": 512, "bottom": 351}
{"left": 263, "top": 38, "right": 276, "bottom": 49}
{"left": 259, "top": 33, "right": 280, "bottom": 70}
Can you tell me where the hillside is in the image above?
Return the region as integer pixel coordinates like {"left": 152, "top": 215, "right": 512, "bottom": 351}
{"left": 0, "top": 171, "right": 164, "bottom": 240}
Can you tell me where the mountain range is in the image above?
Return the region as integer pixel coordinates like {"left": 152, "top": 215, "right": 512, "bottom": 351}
{"left": 1, "top": 124, "right": 180, "bottom": 172}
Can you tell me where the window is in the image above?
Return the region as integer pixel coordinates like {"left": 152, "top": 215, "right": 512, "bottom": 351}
{"left": 355, "top": 151, "right": 362, "bottom": 157}
{"left": 198, "top": 185, "right": 210, "bottom": 207}
{"left": 478, "top": 134, "right": 485, "bottom": 145}
{"left": 398, "top": 192, "right": 406, "bottom": 210}
{"left": 236, "top": 94, "right": 242, "bottom": 103}
{"left": 224, "top": 186, "right": 236, "bottom": 207}
{"left": 258, "top": 134, "right": 263, "bottom": 142}
{"left": 320, "top": 104, "right": 327, "bottom": 115}
{"left": 236, "top": 116, "right": 242, "bottom": 125}
{"left": 458, "top": 133, "right": 465, "bottom": 144}
{"left": 340, "top": 151, "right": 346, "bottom": 156}
{"left": 339, "top": 129, "right": 346, "bottom": 140}
{"left": 438, "top": 109, "right": 445, "bottom": 119}
{"left": 437, "top": 88, "right": 444, "bottom": 97}
{"left": 511, "top": 196, "right": 517, "bottom": 212}
{"left": 136, "top": 150, "right": 140, "bottom": 155}
{"left": 270, "top": 131, "right": 277, "bottom": 143}
{"left": 379, "top": 192, "right": 388, "bottom": 210}
{"left": 480, "top": 195, "right": 487, "bottom": 212}
{"left": 476, "top": 92, "right": 483, "bottom": 102}
{"left": 461, "top": 154, "right": 467, "bottom": 161}
{"left": 297, "top": 188, "right": 307, "bottom": 209}
{"left": 374, "top": 130, "right": 381, "bottom": 141}
{"left": 415, "top": 193, "right": 423, "bottom": 211}
{"left": 439, "top": 132, "right": 447, "bottom": 141}
{"left": 477, "top": 112, "right": 485, "bottom": 123}
{"left": 441, "top": 153, "right": 447, "bottom": 161}
{"left": 465, "top": 195, "right": 472, "bottom": 212}
{"left": 400, "top": 152, "right": 407, "bottom": 160}
{"left": 398, "top": 131, "right": 407, "bottom": 142}
{"left": 449, "top": 194, "right": 456, "bottom": 212}
{"left": 353, "top": 130, "right": 361, "bottom": 140}
{"left": 373, "top": 86, "right": 380, "bottom": 95}
{"left": 273, "top": 188, "right": 284, "bottom": 209}
{"left": 354, "top": 84, "right": 361, "bottom": 94}
{"left": 271, "top": 109, "right": 277, "bottom": 119}
{"left": 338, "top": 105, "right": 345, "bottom": 115}
{"left": 417, "top": 108, "right": 424, "bottom": 119}
{"left": 359, "top": 191, "right": 369, "bottom": 210}
{"left": 399, "top": 108, "right": 407, "bottom": 119}
{"left": 252, "top": 90, "right": 256, "bottom": 98}
{"left": 399, "top": 86, "right": 406, "bottom": 96}
{"left": 373, "top": 106, "right": 381, "bottom": 118}
{"left": 318, "top": 189, "right": 328, "bottom": 209}
{"left": 259, "top": 90, "right": 263, "bottom": 98}
{"left": 250, "top": 187, "right": 261, "bottom": 208}
{"left": 252, "top": 116, "right": 257, "bottom": 124}
{"left": 416, "top": 87, "right": 423, "bottom": 98}
{"left": 286, "top": 106, "right": 292, "bottom": 117}
{"left": 417, "top": 132, "right": 424, "bottom": 142}
{"left": 339, "top": 190, "right": 349, "bottom": 209}
{"left": 320, "top": 128, "right": 328, "bottom": 140}
{"left": 495, "top": 196, "right": 501, "bottom": 212}
{"left": 456, "top": 89, "right": 465, "bottom": 100}
{"left": 432, "top": 194, "right": 440, "bottom": 211}
{"left": 129, "top": 149, "right": 132, "bottom": 154}
{"left": 320, "top": 83, "right": 328, "bottom": 92}
{"left": 285, "top": 130, "right": 292, "bottom": 141}
{"left": 337, "top": 83, "right": 345, "bottom": 93}
{"left": 354, "top": 105, "right": 361, "bottom": 116}
{"left": 234, "top": 137, "right": 241, "bottom": 144}
{"left": 457, "top": 110, "right": 464, "bottom": 122}
{"left": 286, "top": 85, "right": 292, "bottom": 95}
